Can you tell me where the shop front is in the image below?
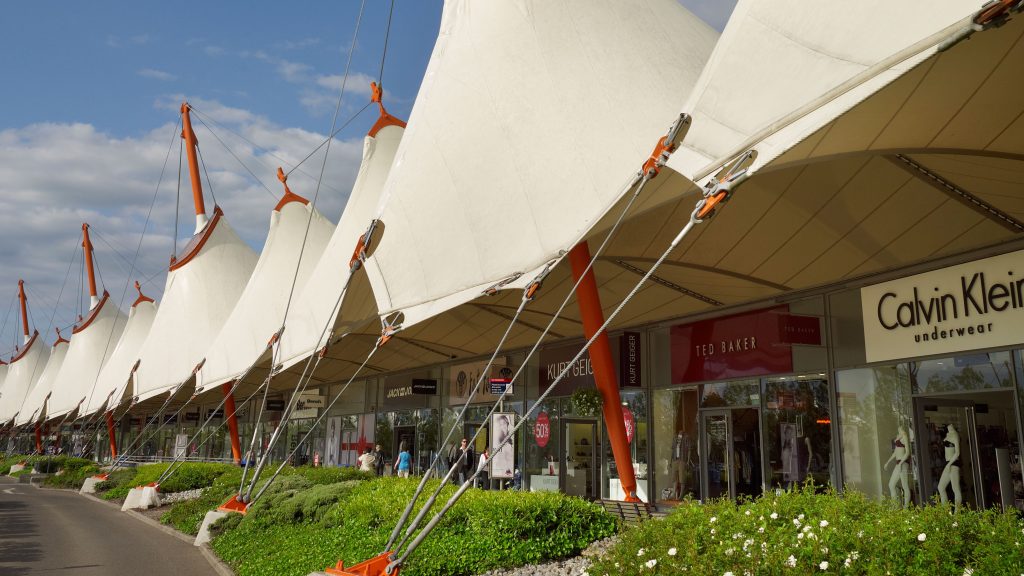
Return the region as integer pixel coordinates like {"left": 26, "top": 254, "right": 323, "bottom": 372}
{"left": 650, "top": 302, "right": 829, "bottom": 506}
{"left": 833, "top": 248, "right": 1024, "bottom": 511}
{"left": 527, "top": 336, "right": 648, "bottom": 501}
{"left": 377, "top": 371, "right": 440, "bottom": 475}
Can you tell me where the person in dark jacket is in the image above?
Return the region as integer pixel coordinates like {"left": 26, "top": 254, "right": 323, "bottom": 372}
{"left": 373, "top": 444, "right": 387, "bottom": 476}
{"left": 459, "top": 438, "right": 475, "bottom": 484}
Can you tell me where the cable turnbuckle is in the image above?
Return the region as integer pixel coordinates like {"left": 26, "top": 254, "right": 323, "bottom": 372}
{"left": 641, "top": 113, "right": 691, "bottom": 178}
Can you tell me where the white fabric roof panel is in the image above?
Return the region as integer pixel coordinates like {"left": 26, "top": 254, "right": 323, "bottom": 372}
{"left": 668, "top": 0, "right": 982, "bottom": 183}
{"left": 277, "top": 123, "right": 405, "bottom": 372}
{"left": 46, "top": 293, "right": 128, "bottom": 420}
{"left": 83, "top": 298, "right": 158, "bottom": 416}
{"left": 133, "top": 209, "right": 258, "bottom": 403}
{"left": 15, "top": 339, "right": 68, "bottom": 426}
{"left": 1, "top": 333, "right": 50, "bottom": 426}
{"left": 197, "top": 197, "right": 334, "bottom": 393}
{"left": 364, "top": 0, "right": 718, "bottom": 330}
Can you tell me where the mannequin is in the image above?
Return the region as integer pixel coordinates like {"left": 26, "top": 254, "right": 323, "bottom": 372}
{"left": 671, "top": 432, "right": 686, "bottom": 498}
{"left": 884, "top": 426, "right": 911, "bottom": 508}
{"left": 937, "top": 424, "right": 962, "bottom": 512}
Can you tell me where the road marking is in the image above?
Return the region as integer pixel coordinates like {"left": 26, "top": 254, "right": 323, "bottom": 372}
{"left": 2, "top": 487, "right": 19, "bottom": 494}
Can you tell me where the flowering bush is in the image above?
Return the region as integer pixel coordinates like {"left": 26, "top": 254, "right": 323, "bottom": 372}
{"left": 589, "top": 484, "right": 1024, "bottom": 575}
{"left": 571, "top": 388, "right": 603, "bottom": 417}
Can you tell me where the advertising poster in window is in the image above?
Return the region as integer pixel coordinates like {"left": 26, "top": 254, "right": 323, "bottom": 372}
{"left": 490, "top": 412, "right": 515, "bottom": 479}
{"left": 326, "top": 417, "right": 342, "bottom": 467}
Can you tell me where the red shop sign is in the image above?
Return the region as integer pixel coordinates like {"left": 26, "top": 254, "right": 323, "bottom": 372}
{"left": 534, "top": 411, "right": 550, "bottom": 448}
{"left": 623, "top": 407, "right": 635, "bottom": 444}
{"left": 670, "top": 305, "right": 821, "bottom": 384}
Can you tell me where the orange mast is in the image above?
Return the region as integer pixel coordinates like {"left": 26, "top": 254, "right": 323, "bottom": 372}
{"left": 81, "top": 223, "right": 100, "bottom": 309}
{"left": 18, "top": 280, "right": 29, "bottom": 343}
{"left": 180, "top": 102, "right": 209, "bottom": 233}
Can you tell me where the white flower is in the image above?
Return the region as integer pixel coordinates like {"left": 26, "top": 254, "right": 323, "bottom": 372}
{"left": 771, "top": 512, "right": 779, "bottom": 520}
{"left": 918, "top": 533, "right": 927, "bottom": 542}
{"left": 798, "top": 532, "right": 805, "bottom": 540}
{"left": 786, "top": 555, "right": 797, "bottom": 567}
{"left": 758, "top": 527, "right": 765, "bottom": 534}
{"left": 637, "top": 548, "right": 645, "bottom": 557}
{"left": 725, "top": 572, "right": 735, "bottom": 576}
{"left": 793, "top": 519, "right": 802, "bottom": 526}
{"left": 962, "top": 569, "right": 973, "bottom": 576}
{"left": 819, "top": 520, "right": 829, "bottom": 528}
{"left": 645, "top": 559, "right": 657, "bottom": 569}
{"left": 710, "top": 516, "right": 717, "bottom": 523}
{"left": 745, "top": 510, "right": 751, "bottom": 516}
{"left": 808, "top": 532, "right": 818, "bottom": 541}
{"left": 819, "top": 561, "right": 829, "bottom": 570}
{"left": 798, "top": 514, "right": 805, "bottom": 520}
{"left": 668, "top": 548, "right": 677, "bottom": 556}
{"left": 803, "top": 525, "right": 812, "bottom": 533}
{"left": 725, "top": 547, "right": 735, "bottom": 556}
{"left": 844, "top": 558, "right": 852, "bottom": 568}
{"left": 711, "top": 528, "right": 716, "bottom": 535}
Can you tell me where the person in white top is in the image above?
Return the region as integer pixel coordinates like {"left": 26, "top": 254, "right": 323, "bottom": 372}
{"left": 357, "top": 448, "right": 376, "bottom": 473}
{"left": 476, "top": 448, "right": 490, "bottom": 490}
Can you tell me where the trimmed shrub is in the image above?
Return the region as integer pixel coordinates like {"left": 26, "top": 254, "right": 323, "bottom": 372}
{"left": 589, "top": 484, "right": 1024, "bottom": 576}
{"left": 211, "top": 477, "right": 618, "bottom": 576}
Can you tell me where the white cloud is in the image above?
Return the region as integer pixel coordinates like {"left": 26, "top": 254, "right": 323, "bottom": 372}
{"left": 0, "top": 101, "right": 364, "bottom": 357}
{"left": 204, "top": 45, "right": 226, "bottom": 56}
{"left": 138, "top": 68, "right": 177, "bottom": 82}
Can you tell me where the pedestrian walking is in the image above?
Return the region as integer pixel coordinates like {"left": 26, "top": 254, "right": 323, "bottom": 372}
{"left": 394, "top": 441, "right": 412, "bottom": 478}
{"left": 373, "top": 444, "right": 386, "bottom": 477}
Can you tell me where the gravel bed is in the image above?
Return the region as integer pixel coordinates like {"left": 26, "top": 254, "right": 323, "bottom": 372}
{"left": 160, "top": 487, "right": 205, "bottom": 504}
{"left": 475, "top": 535, "right": 619, "bottom": 576}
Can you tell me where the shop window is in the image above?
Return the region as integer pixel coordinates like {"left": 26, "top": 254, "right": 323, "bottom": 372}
{"left": 653, "top": 387, "right": 700, "bottom": 503}
{"left": 524, "top": 399, "right": 559, "bottom": 492}
{"left": 701, "top": 379, "right": 759, "bottom": 408}
{"left": 910, "top": 352, "right": 1014, "bottom": 394}
{"left": 836, "top": 365, "right": 916, "bottom": 503}
{"left": 603, "top": 391, "right": 649, "bottom": 501}
{"left": 763, "top": 376, "right": 832, "bottom": 490}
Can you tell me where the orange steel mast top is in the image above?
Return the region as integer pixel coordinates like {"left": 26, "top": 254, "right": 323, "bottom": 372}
{"left": 82, "top": 223, "right": 99, "bottom": 309}
{"left": 180, "top": 102, "right": 209, "bottom": 233}
{"left": 18, "top": 280, "right": 29, "bottom": 342}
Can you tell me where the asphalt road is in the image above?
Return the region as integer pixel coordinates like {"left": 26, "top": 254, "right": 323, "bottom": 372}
{"left": 0, "top": 476, "right": 218, "bottom": 576}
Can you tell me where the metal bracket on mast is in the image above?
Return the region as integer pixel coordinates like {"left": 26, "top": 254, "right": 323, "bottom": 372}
{"left": 974, "top": 0, "right": 1022, "bottom": 27}
{"left": 350, "top": 219, "right": 382, "bottom": 272}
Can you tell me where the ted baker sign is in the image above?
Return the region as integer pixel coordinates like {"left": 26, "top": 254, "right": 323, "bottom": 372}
{"left": 861, "top": 249, "right": 1024, "bottom": 363}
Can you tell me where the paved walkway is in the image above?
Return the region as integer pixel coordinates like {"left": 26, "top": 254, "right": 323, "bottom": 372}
{"left": 0, "top": 476, "right": 217, "bottom": 576}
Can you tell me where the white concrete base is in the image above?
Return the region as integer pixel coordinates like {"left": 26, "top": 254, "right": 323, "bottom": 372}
{"left": 8, "top": 463, "right": 26, "bottom": 475}
{"left": 194, "top": 510, "right": 228, "bottom": 547}
{"left": 80, "top": 476, "right": 106, "bottom": 494}
{"left": 121, "top": 485, "right": 161, "bottom": 511}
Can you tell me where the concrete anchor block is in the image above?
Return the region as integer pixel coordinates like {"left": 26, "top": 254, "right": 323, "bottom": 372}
{"left": 122, "top": 485, "right": 161, "bottom": 511}
{"left": 8, "top": 463, "right": 25, "bottom": 475}
{"left": 193, "top": 510, "right": 229, "bottom": 546}
{"left": 80, "top": 476, "right": 105, "bottom": 494}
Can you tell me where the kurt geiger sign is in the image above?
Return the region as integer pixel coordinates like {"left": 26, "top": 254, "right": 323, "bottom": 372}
{"left": 861, "top": 250, "right": 1024, "bottom": 363}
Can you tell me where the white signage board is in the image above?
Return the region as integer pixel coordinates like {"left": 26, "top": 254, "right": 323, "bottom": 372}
{"left": 861, "top": 249, "right": 1024, "bottom": 363}
{"left": 489, "top": 413, "right": 515, "bottom": 479}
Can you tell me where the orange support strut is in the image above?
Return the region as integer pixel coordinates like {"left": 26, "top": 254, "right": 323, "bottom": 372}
{"left": 35, "top": 424, "right": 43, "bottom": 454}
{"left": 222, "top": 382, "right": 242, "bottom": 464}
{"left": 180, "top": 102, "right": 208, "bottom": 230}
{"left": 569, "top": 241, "right": 639, "bottom": 502}
{"left": 106, "top": 410, "right": 118, "bottom": 460}
{"left": 18, "top": 280, "right": 29, "bottom": 339}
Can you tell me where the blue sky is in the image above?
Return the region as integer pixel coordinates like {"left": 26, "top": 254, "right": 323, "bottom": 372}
{"left": 0, "top": 1, "right": 735, "bottom": 357}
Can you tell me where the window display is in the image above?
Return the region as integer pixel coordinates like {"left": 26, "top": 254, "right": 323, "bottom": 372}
{"left": 653, "top": 388, "right": 700, "bottom": 502}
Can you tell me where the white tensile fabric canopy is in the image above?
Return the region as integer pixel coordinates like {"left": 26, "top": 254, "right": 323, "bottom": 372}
{"left": 82, "top": 296, "right": 157, "bottom": 416}
{"left": 667, "top": 0, "right": 984, "bottom": 184}
{"left": 1, "top": 333, "right": 49, "bottom": 426}
{"left": 132, "top": 208, "right": 258, "bottom": 403}
{"left": 0, "top": 362, "right": 9, "bottom": 425}
{"left": 276, "top": 121, "right": 405, "bottom": 372}
{"left": 15, "top": 339, "right": 69, "bottom": 427}
{"left": 45, "top": 292, "right": 127, "bottom": 420}
{"left": 362, "top": 0, "right": 718, "bottom": 330}
{"left": 196, "top": 193, "right": 334, "bottom": 394}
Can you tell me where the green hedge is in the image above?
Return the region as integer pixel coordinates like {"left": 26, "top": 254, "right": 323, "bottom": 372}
{"left": 589, "top": 485, "right": 1024, "bottom": 575}
{"left": 211, "top": 477, "right": 617, "bottom": 576}
{"left": 97, "top": 462, "right": 238, "bottom": 500}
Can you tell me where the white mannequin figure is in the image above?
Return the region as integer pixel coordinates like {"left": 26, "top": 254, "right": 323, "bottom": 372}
{"left": 937, "top": 424, "right": 962, "bottom": 512}
{"left": 884, "top": 426, "right": 911, "bottom": 508}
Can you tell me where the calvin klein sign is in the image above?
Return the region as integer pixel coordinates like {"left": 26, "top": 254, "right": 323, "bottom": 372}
{"left": 861, "top": 249, "right": 1024, "bottom": 363}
